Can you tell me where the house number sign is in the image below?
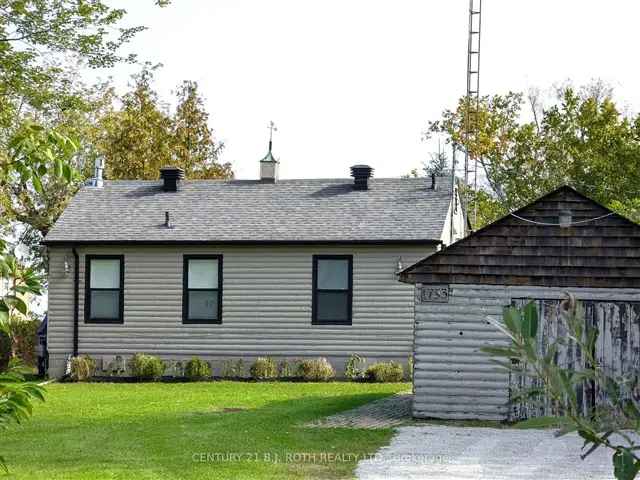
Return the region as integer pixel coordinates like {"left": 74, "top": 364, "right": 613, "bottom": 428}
{"left": 417, "top": 284, "right": 450, "bottom": 303}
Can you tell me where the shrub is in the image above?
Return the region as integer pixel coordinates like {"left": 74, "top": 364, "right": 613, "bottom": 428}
{"left": 184, "top": 357, "right": 211, "bottom": 380}
{"left": 278, "top": 360, "right": 293, "bottom": 379}
{"left": 130, "top": 353, "right": 165, "bottom": 381}
{"left": 297, "top": 357, "right": 335, "bottom": 382}
{"left": 0, "top": 319, "right": 40, "bottom": 368}
{"left": 221, "top": 359, "right": 245, "bottom": 378}
{"left": 344, "top": 354, "right": 366, "bottom": 380}
{"left": 250, "top": 357, "right": 277, "bottom": 380}
{"left": 70, "top": 355, "right": 96, "bottom": 382}
{"left": 365, "top": 361, "right": 404, "bottom": 383}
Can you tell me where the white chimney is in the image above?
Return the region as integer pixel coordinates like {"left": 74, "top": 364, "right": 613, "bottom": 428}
{"left": 90, "top": 157, "right": 104, "bottom": 188}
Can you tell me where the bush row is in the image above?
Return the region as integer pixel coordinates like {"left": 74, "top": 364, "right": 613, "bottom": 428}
{"left": 69, "top": 353, "right": 410, "bottom": 383}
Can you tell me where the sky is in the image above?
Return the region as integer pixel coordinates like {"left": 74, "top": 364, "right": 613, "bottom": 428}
{"left": 93, "top": 0, "right": 640, "bottom": 181}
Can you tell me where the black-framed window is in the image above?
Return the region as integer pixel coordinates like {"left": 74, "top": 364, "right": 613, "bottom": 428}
{"left": 85, "top": 255, "right": 124, "bottom": 324}
{"left": 183, "top": 255, "right": 223, "bottom": 324}
{"left": 312, "top": 255, "right": 353, "bottom": 325}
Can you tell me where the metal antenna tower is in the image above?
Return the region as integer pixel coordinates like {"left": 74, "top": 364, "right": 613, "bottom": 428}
{"left": 464, "top": 0, "right": 482, "bottom": 225}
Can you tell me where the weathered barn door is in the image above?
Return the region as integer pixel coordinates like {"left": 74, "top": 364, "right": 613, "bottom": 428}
{"left": 508, "top": 299, "right": 640, "bottom": 421}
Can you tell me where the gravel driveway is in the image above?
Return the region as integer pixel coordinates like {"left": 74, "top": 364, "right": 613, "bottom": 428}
{"left": 356, "top": 425, "right": 620, "bottom": 480}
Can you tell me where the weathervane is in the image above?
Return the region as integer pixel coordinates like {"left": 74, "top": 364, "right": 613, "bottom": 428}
{"left": 268, "top": 121, "right": 277, "bottom": 152}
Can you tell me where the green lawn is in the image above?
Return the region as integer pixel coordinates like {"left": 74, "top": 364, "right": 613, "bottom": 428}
{"left": 3, "top": 381, "right": 407, "bottom": 480}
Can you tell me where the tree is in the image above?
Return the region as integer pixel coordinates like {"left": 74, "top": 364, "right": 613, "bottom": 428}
{"left": 98, "top": 68, "right": 233, "bottom": 180}
{"left": 97, "top": 66, "right": 174, "bottom": 180}
{"left": 173, "top": 80, "right": 232, "bottom": 179}
{"left": 0, "top": 123, "right": 81, "bottom": 274}
{"left": 428, "top": 82, "right": 640, "bottom": 228}
{"left": 483, "top": 295, "right": 640, "bottom": 480}
{"left": 0, "top": 123, "right": 78, "bottom": 472}
{"left": 0, "top": 0, "right": 169, "bottom": 133}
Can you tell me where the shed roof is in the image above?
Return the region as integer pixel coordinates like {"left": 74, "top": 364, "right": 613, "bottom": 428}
{"left": 44, "top": 177, "right": 453, "bottom": 245}
{"left": 400, "top": 186, "right": 640, "bottom": 288}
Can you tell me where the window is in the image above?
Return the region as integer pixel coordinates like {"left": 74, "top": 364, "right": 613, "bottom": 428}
{"left": 183, "top": 255, "right": 222, "bottom": 324}
{"left": 312, "top": 255, "right": 353, "bottom": 325}
{"left": 85, "top": 255, "right": 124, "bottom": 323}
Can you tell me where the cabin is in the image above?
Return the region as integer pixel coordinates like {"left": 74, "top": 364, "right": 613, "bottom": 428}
{"left": 400, "top": 186, "right": 640, "bottom": 421}
{"left": 42, "top": 151, "right": 465, "bottom": 378}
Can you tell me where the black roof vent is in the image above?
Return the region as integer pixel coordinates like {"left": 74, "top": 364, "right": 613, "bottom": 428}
{"left": 159, "top": 167, "right": 185, "bottom": 192}
{"left": 350, "top": 165, "right": 373, "bottom": 191}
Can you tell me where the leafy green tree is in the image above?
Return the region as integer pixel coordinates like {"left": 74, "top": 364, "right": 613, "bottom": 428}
{"left": 428, "top": 82, "right": 640, "bottom": 228}
{"left": 0, "top": 123, "right": 80, "bottom": 273}
{"left": 0, "top": 0, "right": 169, "bottom": 132}
{"left": 173, "top": 80, "right": 232, "bottom": 179}
{"left": 97, "top": 66, "right": 174, "bottom": 180}
{"left": 483, "top": 295, "right": 640, "bottom": 480}
{"left": 98, "top": 68, "right": 233, "bottom": 180}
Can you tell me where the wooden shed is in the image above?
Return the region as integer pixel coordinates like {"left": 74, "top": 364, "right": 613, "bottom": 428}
{"left": 399, "top": 185, "right": 640, "bottom": 420}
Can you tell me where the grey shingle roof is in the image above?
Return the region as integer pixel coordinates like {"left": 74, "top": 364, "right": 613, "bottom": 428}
{"left": 44, "top": 177, "right": 453, "bottom": 244}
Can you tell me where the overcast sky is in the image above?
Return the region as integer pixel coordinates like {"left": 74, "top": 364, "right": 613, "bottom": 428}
{"left": 99, "top": 0, "right": 640, "bottom": 181}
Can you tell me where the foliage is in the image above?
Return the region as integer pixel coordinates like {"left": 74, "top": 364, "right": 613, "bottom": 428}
{"left": 249, "top": 357, "right": 277, "bottom": 380}
{"left": 184, "top": 357, "right": 211, "bottom": 380}
{"left": 130, "top": 353, "right": 165, "bottom": 381}
{"left": 69, "top": 355, "right": 96, "bottom": 382}
{"left": 2, "top": 382, "right": 404, "bottom": 479}
{"left": 173, "top": 80, "right": 231, "bottom": 179}
{"left": 482, "top": 295, "right": 640, "bottom": 480}
{"left": 0, "top": 319, "right": 39, "bottom": 367}
{"left": 407, "top": 355, "right": 413, "bottom": 381}
{"left": 0, "top": 0, "right": 169, "bottom": 133}
{"left": 0, "top": 363, "right": 45, "bottom": 472}
{"left": 277, "top": 360, "right": 293, "bottom": 379}
{"left": 98, "top": 67, "right": 232, "bottom": 181}
{"left": 0, "top": 254, "right": 42, "bottom": 361}
{"left": 423, "top": 150, "right": 451, "bottom": 177}
{"left": 364, "top": 361, "right": 404, "bottom": 383}
{"left": 344, "top": 354, "right": 366, "bottom": 380}
{"left": 220, "top": 359, "right": 245, "bottom": 379}
{"left": 297, "top": 358, "right": 335, "bottom": 382}
{"left": 428, "top": 82, "right": 640, "bottom": 228}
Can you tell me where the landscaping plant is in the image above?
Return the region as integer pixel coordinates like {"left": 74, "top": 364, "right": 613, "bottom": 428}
{"left": 297, "top": 358, "right": 335, "bottom": 381}
{"left": 184, "top": 357, "right": 211, "bottom": 380}
{"left": 277, "top": 359, "right": 293, "bottom": 379}
{"left": 364, "top": 361, "right": 404, "bottom": 383}
{"left": 130, "top": 353, "right": 165, "bottom": 381}
{"left": 70, "top": 355, "right": 96, "bottom": 382}
{"left": 249, "top": 357, "right": 277, "bottom": 380}
{"left": 344, "top": 353, "right": 366, "bottom": 380}
{"left": 483, "top": 293, "right": 640, "bottom": 480}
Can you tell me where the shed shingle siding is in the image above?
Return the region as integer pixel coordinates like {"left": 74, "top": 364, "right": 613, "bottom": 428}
{"left": 401, "top": 186, "right": 640, "bottom": 288}
{"left": 47, "top": 244, "right": 432, "bottom": 376}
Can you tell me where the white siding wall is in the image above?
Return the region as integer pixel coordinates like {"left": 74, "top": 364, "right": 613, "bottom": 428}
{"left": 47, "top": 244, "right": 433, "bottom": 377}
{"left": 413, "top": 283, "right": 640, "bottom": 420}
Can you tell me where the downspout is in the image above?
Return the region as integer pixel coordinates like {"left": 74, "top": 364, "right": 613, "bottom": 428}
{"left": 72, "top": 248, "right": 79, "bottom": 357}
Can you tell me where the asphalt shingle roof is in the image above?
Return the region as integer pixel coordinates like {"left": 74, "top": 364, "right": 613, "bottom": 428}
{"left": 44, "top": 177, "right": 453, "bottom": 244}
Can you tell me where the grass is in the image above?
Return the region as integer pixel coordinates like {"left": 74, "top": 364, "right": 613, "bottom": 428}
{"left": 2, "top": 381, "right": 407, "bottom": 480}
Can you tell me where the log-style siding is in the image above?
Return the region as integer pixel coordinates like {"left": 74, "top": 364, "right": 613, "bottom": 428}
{"left": 412, "top": 284, "right": 640, "bottom": 420}
{"left": 47, "top": 244, "right": 432, "bottom": 377}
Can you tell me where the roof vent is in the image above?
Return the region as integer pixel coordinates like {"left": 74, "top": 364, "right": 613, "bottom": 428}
{"left": 350, "top": 165, "right": 373, "bottom": 191}
{"left": 159, "top": 167, "right": 184, "bottom": 192}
